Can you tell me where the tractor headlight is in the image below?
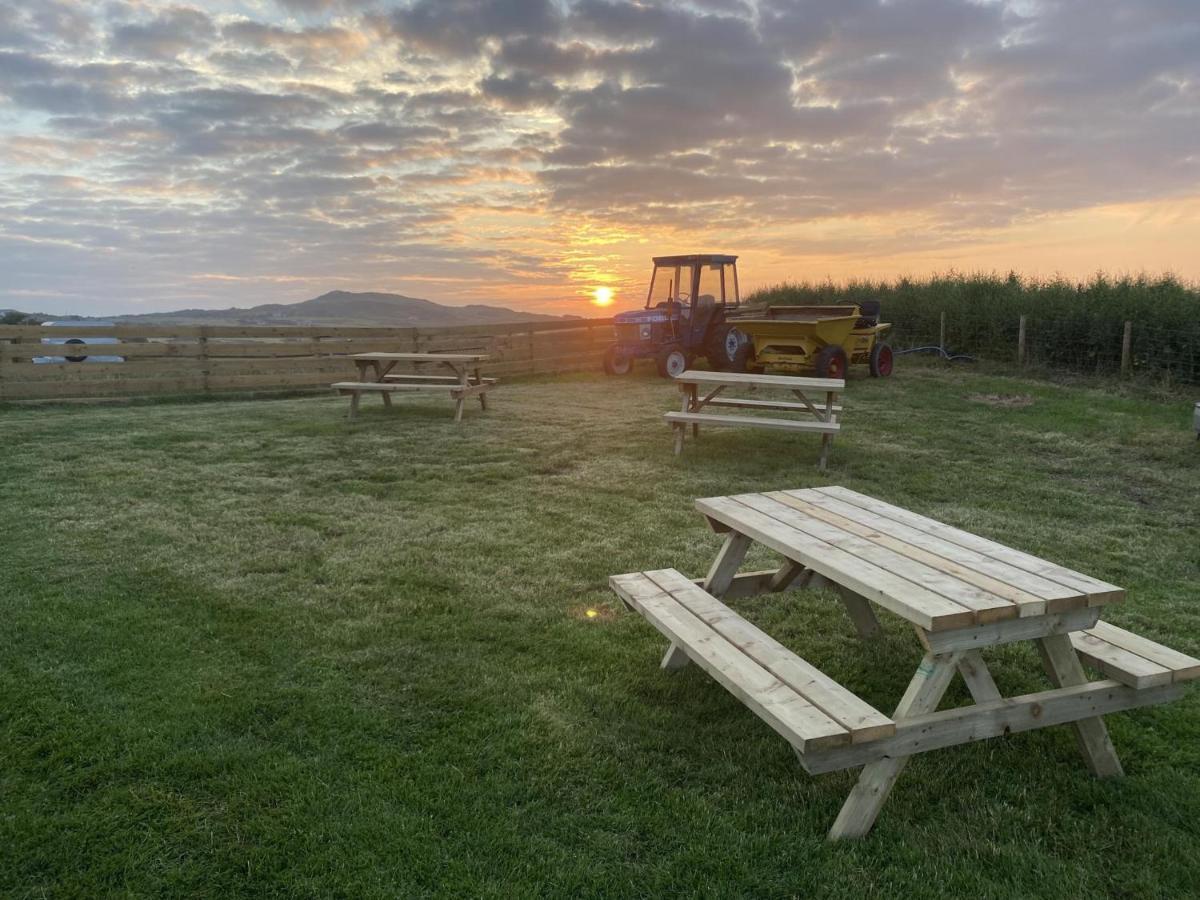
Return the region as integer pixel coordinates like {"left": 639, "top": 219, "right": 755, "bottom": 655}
{"left": 639, "top": 324, "right": 652, "bottom": 340}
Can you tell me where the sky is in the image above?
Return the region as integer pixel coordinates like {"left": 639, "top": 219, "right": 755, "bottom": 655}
{"left": 1, "top": 0, "right": 1198, "bottom": 317}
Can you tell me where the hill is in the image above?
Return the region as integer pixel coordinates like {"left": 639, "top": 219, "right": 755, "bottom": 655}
{"left": 83, "top": 291, "right": 575, "bottom": 327}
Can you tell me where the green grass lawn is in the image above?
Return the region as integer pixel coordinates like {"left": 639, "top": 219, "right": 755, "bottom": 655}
{"left": 3, "top": 364, "right": 1199, "bottom": 897}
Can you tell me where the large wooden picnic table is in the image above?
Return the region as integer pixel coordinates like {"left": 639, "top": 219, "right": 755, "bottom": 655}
{"left": 332, "top": 352, "right": 495, "bottom": 422}
{"left": 610, "top": 485, "right": 1199, "bottom": 839}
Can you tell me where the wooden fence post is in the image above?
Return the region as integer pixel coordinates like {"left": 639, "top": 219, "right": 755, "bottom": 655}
{"left": 939, "top": 311, "right": 946, "bottom": 353}
{"left": 1017, "top": 315, "right": 1027, "bottom": 367}
{"left": 198, "top": 326, "right": 210, "bottom": 394}
{"left": 1121, "top": 321, "right": 1132, "bottom": 378}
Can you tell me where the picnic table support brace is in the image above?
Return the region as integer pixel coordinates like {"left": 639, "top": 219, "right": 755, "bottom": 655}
{"left": 957, "top": 650, "right": 1002, "bottom": 702}
{"left": 828, "top": 651, "right": 961, "bottom": 840}
{"left": 1037, "top": 633, "right": 1124, "bottom": 777}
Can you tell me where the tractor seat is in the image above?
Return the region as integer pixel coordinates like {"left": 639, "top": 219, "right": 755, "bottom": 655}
{"left": 853, "top": 299, "right": 881, "bottom": 329}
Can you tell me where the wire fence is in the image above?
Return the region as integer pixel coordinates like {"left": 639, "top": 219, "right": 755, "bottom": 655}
{"left": 890, "top": 313, "right": 1200, "bottom": 385}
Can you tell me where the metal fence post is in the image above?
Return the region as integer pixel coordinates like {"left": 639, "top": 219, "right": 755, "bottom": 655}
{"left": 1018, "top": 315, "right": 1027, "bottom": 366}
{"left": 1121, "top": 321, "right": 1132, "bottom": 378}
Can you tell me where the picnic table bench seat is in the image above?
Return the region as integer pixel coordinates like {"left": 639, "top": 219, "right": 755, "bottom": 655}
{"left": 1070, "top": 621, "right": 1200, "bottom": 689}
{"left": 664, "top": 410, "right": 840, "bottom": 435}
{"left": 610, "top": 568, "right": 894, "bottom": 751}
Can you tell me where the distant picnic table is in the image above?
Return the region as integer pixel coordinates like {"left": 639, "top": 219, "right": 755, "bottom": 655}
{"left": 332, "top": 352, "right": 496, "bottom": 422}
{"left": 666, "top": 370, "right": 843, "bottom": 469}
{"left": 611, "top": 485, "right": 1199, "bottom": 839}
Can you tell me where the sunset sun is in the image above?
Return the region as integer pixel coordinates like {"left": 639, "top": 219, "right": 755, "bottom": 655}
{"left": 591, "top": 286, "right": 615, "bottom": 307}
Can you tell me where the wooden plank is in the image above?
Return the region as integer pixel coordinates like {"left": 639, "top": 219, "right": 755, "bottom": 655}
{"left": 801, "top": 679, "right": 1183, "bottom": 775}
{"left": 1069, "top": 632, "right": 1173, "bottom": 689}
{"left": 664, "top": 412, "right": 839, "bottom": 434}
{"left": 1084, "top": 621, "right": 1200, "bottom": 681}
{"left": 351, "top": 352, "right": 489, "bottom": 362}
{"left": 739, "top": 493, "right": 1019, "bottom": 624}
{"left": 701, "top": 531, "right": 752, "bottom": 597}
{"left": 703, "top": 397, "right": 843, "bottom": 414}
{"left": 695, "top": 496, "right": 976, "bottom": 631}
{"left": 383, "top": 374, "right": 497, "bottom": 384}
{"left": 1037, "top": 633, "right": 1124, "bottom": 777}
{"left": 957, "top": 650, "right": 1002, "bottom": 702}
{"left": 673, "top": 370, "right": 844, "bottom": 391}
{"left": 645, "top": 570, "right": 894, "bottom": 744}
{"left": 648, "top": 571, "right": 892, "bottom": 748}
{"left": 815, "top": 486, "right": 1124, "bottom": 606}
{"left": 609, "top": 573, "right": 849, "bottom": 750}
{"left": 332, "top": 381, "right": 462, "bottom": 392}
{"left": 827, "top": 651, "right": 961, "bottom": 839}
{"left": 918, "top": 608, "right": 1101, "bottom": 653}
{"left": 786, "top": 489, "right": 1077, "bottom": 612}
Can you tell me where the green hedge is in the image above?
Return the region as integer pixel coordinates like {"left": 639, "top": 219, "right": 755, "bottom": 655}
{"left": 746, "top": 272, "right": 1200, "bottom": 383}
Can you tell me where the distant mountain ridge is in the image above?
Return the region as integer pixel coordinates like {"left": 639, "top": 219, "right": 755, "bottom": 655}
{"left": 46, "top": 291, "right": 577, "bottom": 327}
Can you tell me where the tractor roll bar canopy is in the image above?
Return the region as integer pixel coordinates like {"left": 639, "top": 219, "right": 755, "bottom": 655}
{"left": 646, "top": 254, "right": 740, "bottom": 308}
{"left": 651, "top": 254, "right": 737, "bottom": 266}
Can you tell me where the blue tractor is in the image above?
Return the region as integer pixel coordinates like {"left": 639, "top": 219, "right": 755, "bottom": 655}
{"left": 603, "top": 254, "right": 743, "bottom": 378}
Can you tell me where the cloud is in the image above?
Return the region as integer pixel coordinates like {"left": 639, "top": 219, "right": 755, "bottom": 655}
{"left": 108, "top": 6, "right": 216, "bottom": 60}
{"left": 0, "top": 0, "right": 1197, "bottom": 315}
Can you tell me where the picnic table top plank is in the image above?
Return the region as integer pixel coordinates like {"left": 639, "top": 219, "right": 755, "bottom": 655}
{"left": 696, "top": 487, "right": 1129, "bottom": 631}
{"left": 737, "top": 494, "right": 1020, "bottom": 624}
{"left": 351, "top": 352, "right": 490, "bottom": 362}
{"left": 672, "top": 369, "right": 844, "bottom": 390}
{"left": 814, "top": 486, "right": 1124, "bottom": 605}
{"left": 780, "top": 490, "right": 1078, "bottom": 613}
{"left": 695, "top": 495, "right": 977, "bottom": 631}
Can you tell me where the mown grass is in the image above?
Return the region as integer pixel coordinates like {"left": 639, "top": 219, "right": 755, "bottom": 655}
{"left": 2, "top": 364, "right": 1199, "bottom": 897}
{"left": 748, "top": 272, "right": 1200, "bottom": 384}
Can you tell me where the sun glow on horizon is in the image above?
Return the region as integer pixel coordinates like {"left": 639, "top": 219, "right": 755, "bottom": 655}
{"left": 591, "top": 286, "right": 615, "bottom": 306}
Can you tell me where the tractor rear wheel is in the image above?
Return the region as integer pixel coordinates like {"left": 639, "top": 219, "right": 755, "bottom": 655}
{"left": 869, "top": 341, "right": 894, "bottom": 377}
{"left": 603, "top": 346, "right": 633, "bottom": 375}
{"left": 815, "top": 345, "right": 848, "bottom": 379}
{"left": 656, "top": 345, "right": 690, "bottom": 379}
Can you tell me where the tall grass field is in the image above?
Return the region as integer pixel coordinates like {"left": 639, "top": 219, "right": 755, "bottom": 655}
{"left": 747, "top": 272, "right": 1200, "bottom": 384}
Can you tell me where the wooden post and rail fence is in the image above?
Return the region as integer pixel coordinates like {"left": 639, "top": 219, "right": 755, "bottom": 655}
{"left": 0, "top": 319, "right": 615, "bottom": 402}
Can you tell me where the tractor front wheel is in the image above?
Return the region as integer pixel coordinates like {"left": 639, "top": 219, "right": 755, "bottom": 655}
{"left": 869, "top": 341, "right": 894, "bottom": 377}
{"left": 603, "top": 346, "right": 633, "bottom": 375}
{"left": 656, "top": 345, "right": 690, "bottom": 379}
{"left": 815, "top": 345, "right": 848, "bottom": 379}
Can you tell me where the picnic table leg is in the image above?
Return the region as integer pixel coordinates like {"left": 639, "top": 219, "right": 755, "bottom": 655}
{"left": 673, "top": 424, "right": 685, "bottom": 455}
{"left": 839, "top": 590, "right": 882, "bottom": 640}
{"left": 475, "top": 366, "right": 488, "bottom": 409}
{"left": 702, "top": 531, "right": 752, "bottom": 597}
{"left": 452, "top": 363, "right": 468, "bottom": 423}
{"left": 348, "top": 391, "right": 360, "bottom": 421}
{"left": 1037, "top": 633, "right": 1124, "bottom": 777}
{"left": 660, "top": 643, "right": 690, "bottom": 671}
{"left": 817, "top": 389, "right": 835, "bottom": 471}
{"left": 828, "top": 651, "right": 961, "bottom": 840}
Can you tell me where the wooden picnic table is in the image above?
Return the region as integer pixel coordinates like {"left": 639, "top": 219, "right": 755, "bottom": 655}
{"left": 332, "top": 352, "right": 495, "bottom": 422}
{"left": 610, "top": 486, "right": 1199, "bottom": 839}
{"left": 666, "top": 370, "right": 843, "bottom": 469}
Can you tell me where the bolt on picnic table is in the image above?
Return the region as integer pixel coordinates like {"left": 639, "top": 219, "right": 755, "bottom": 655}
{"left": 331, "top": 352, "right": 496, "bottom": 422}
{"left": 609, "top": 486, "right": 1200, "bottom": 840}
{"left": 666, "top": 370, "right": 843, "bottom": 470}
